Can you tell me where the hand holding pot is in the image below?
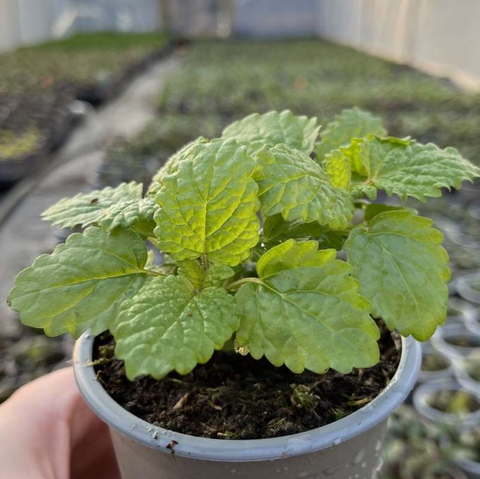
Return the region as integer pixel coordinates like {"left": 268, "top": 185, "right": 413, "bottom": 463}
{"left": 0, "top": 367, "right": 120, "bottom": 479}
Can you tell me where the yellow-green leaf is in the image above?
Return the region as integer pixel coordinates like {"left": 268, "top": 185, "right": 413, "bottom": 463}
{"left": 42, "top": 182, "right": 143, "bottom": 229}
{"left": 236, "top": 241, "right": 379, "bottom": 374}
{"left": 315, "top": 108, "right": 386, "bottom": 162}
{"left": 254, "top": 144, "right": 354, "bottom": 229}
{"left": 222, "top": 110, "right": 320, "bottom": 155}
{"left": 154, "top": 139, "right": 260, "bottom": 266}
{"left": 345, "top": 210, "right": 450, "bottom": 340}
{"left": 112, "top": 276, "right": 239, "bottom": 379}
{"left": 325, "top": 149, "right": 351, "bottom": 188}
{"left": 356, "top": 137, "right": 480, "bottom": 201}
{"left": 8, "top": 227, "right": 149, "bottom": 338}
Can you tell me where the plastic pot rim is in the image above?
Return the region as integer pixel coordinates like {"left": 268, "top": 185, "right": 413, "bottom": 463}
{"left": 418, "top": 344, "right": 454, "bottom": 383}
{"left": 73, "top": 331, "right": 421, "bottom": 463}
{"left": 432, "top": 323, "right": 480, "bottom": 359}
{"left": 457, "top": 272, "right": 480, "bottom": 305}
{"left": 448, "top": 297, "right": 478, "bottom": 325}
{"left": 453, "top": 357, "right": 480, "bottom": 397}
{"left": 413, "top": 378, "right": 480, "bottom": 427}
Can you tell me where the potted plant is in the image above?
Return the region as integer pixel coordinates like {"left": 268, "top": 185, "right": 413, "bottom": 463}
{"left": 8, "top": 109, "right": 480, "bottom": 479}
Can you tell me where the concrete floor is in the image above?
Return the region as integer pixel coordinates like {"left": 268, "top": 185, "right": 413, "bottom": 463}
{"left": 0, "top": 55, "right": 179, "bottom": 335}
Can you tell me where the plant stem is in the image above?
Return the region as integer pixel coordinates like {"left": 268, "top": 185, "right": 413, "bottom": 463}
{"left": 227, "top": 277, "right": 263, "bottom": 291}
{"left": 203, "top": 253, "right": 210, "bottom": 270}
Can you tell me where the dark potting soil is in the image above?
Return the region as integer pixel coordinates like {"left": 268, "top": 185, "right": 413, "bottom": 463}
{"left": 95, "top": 322, "right": 400, "bottom": 440}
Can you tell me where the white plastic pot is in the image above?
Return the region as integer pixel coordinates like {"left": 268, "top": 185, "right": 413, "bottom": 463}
{"left": 448, "top": 298, "right": 478, "bottom": 327}
{"left": 74, "top": 332, "right": 421, "bottom": 479}
{"left": 457, "top": 273, "right": 480, "bottom": 305}
{"left": 463, "top": 307, "right": 480, "bottom": 337}
{"left": 418, "top": 343, "right": 454, "bottom": 384}
{"left": 431, "top": 324, "right": 480, "bottom": 360}
{"left": 413, "top": 379, "right": 480, "bottom": 428}
{"left": 454, "top": 357, "right": 480, "bottom": 397}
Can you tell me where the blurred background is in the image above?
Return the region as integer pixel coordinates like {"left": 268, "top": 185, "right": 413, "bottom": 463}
{"left": 1, "top": 1, "right": 480, "bottom": 478}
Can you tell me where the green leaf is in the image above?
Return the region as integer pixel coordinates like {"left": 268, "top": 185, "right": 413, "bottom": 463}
{"left": 257, "top": 239, "right": 336, "bottom": 277}
{"left": 315, "top": 108, "right": 386, "bottom": 162}
{"left": 344, "top": 210, "right": 450, "bottom": 340}
{"left": 204, "top": 265, "right": 235, "bottom": 288}
{"left": 177, "top": 260, "right": 205, "bottom": 290}
{"left": 112, "top": 276, "right": 239, "bottom": 379}
{"left": 99, "top": 197, "right": 157, "bottom": 233}
{"left": 254, "top": 144, "right": 354, "bottom": 229}
{"left": 222, "top": 110, "right": 320, "bottom": 155}
{"left": 235, "top": 241, "right": 379, "bottom": 374}
{"left": 42, "top": 182, "right": 143, "bottom": 229}
{"left": 263, "top": 215, "right": 349, "bottom": 250}
{"left": 8, "top": 227, "right": 149, "bottom": 338}
{"left": 155, "top": 139, "right": 260, "bottom": 266}
{"left": 325, "top": 149, "right": 351, "bottom": 188}
{"left": 177, "top": 261, "right": 235, "bottom": 290}
{"left": 363, "top": 204, "right": 415, "bottom": 222}
{"left": 341, "top": 137, "right": 368, "bottom": 176}
{"left": 351, "top": 183, "right": 378, "bottom": 201}
{"left": 147, "top": 137, "right": 209, "bottom": 196}
{"left": 358, "top": 137, "right": 480, "bottom": 201}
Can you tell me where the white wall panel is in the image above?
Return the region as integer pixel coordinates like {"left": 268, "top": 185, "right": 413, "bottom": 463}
{"left": 328, "top": 0, "right": 362, "bottom": 47}
{"left": 0, "top": 0, "right": 20, "bottom": 52}
{"left": 412, "top": 0, "right": 480, "bottom": 90}
{"left": 316, "top": 0, "right": 480, "bottom": 91}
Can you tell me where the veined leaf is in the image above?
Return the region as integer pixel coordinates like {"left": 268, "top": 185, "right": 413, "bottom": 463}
{"left": 235, "top": 241, "right": 379, "bottom": 374}
{"left": 112, "top": 276, "right": 239, "bottom": 379}
{"left": 177, "top": 260, "right": 205, "bottom": 290}
{"left": 358, "top": 137, "right": 480, "bottom": 201}
{"left": 341, "top": 137, "right": 368, "bottom": 176}
{"left": 222, "top": 110, "right": 320, "bottom": 155}
{"left": 254, "top": 144, "right": 354, "bottom": 229}
{"left": 8, "top": 227, "right": 149, "bottom": 338}
{"left": 42, "top": 182, "right": 143, "bottom": 229}
{"left": 177, "top": 261, "right": 235, "bottom": 290}
{"left": 351, "top": 183, "right": 378, "bottom": 201}
{"left": 315, "top": 108, "right": 386, "bottom": 162}
{"left": 363, "top": 204, "right": 415, "bottom": 222}
{"left": 99, "top": 197, "right": 157, "bottom": 234}
{"left": 257, "top": 239, "right": 336, "bottom": 277}
{"left": 155, "top": 139, "right": 260, "bottom": 266}
{"left": 147, "top": 137, "right": 209, "bottom": 196}
{"left": 325, "top": 149, "right": 351, "bottom": 188}
{"left": 263, "top": 214, "right": 349, "bottom": 250}
{"left": 204, "top": 264, "right": 235, "bottom": 288}
{"left": 345, "top": 210, "right": 450, "bottom": 340}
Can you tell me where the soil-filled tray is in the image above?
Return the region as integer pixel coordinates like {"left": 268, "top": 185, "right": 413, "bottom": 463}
{"left": 0, "top": 86, "right": 78, "bottom": 185}
{"left": 75, "top": 42, "right": 175, "bottom": 107}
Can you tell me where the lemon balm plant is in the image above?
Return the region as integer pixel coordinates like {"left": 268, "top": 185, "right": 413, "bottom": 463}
{"left": 7, "top": 109, "right": 480, "bottom": 478}
{"left": 9, "top": 109, "right": 479, "bottom": 379}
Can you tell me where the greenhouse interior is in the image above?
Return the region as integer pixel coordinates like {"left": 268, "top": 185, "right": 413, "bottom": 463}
{"left": 1, "top": 1, "right": 480, "bottom": 478}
